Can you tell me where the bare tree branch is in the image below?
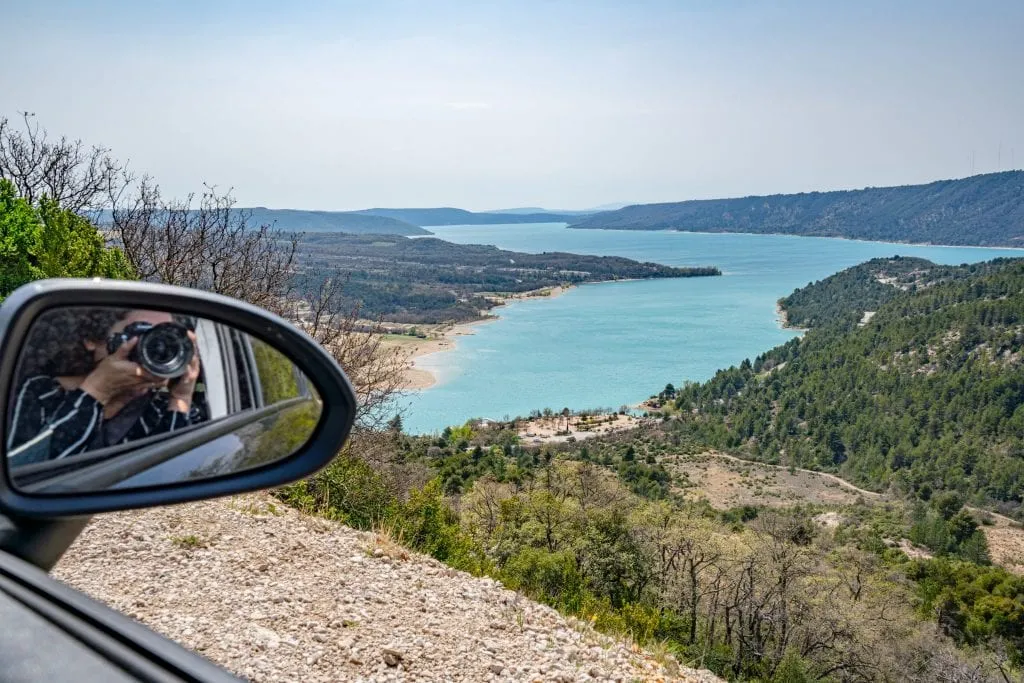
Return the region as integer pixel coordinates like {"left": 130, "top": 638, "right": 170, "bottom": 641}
{"left": 0, "top": 113, "right": 127, "bottom": 212}
{"left": 111, "top": 180, "right": 298, "bottom": 313}
{"left": 289, "top": 270, "right": 409, "bottom": 429}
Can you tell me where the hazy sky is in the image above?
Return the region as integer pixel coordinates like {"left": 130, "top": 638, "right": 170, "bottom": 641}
{"left": 3, "top": 1, "right": 1022, "bottom": 211}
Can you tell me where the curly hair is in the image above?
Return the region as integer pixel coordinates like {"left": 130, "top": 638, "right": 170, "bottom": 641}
{"left": 16, "top": 307, "right": 130, "bottom": 383}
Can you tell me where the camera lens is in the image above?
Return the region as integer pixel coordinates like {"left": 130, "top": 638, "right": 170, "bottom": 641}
{"left": 137, "top": 323, "right": 194, "bottom": 378}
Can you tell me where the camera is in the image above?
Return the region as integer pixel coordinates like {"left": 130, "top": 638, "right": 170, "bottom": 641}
{"left": 107, "top": 322, "right": 195, "bottom": 379}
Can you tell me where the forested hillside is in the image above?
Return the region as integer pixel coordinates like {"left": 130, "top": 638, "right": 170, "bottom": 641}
{"left": 571, "top": 171, "right": 1024, "bottom": 246}
{"left": 292, "top": 232, "right": 720, "bottom": 323}
{"left": 674, "top": 258, "right": 1024, "bottom": 514}
{"left": 778, "top": 256, "right": 1017, "bottom": 328}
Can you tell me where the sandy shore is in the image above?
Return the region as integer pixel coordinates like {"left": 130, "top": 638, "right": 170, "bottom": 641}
{"left": 386, "top": 286, "right": 572, "bottom": 391}
{"left": 390, "top": 320, "right": 494, "bottom": 391}
{"left": 775, "top": 301, "right": 790, "bottom": 328}
{"left": 775, "top": 301, "right": 809, "bottom": 331}
{"left": 502, "top": 284, "right": 570, "bottom": 302}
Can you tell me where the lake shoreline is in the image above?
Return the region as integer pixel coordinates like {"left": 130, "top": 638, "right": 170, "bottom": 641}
{"left": 398, "top": 319, "right": 496, "bottom": 391}
{"left": 393, "top": 285, "right": 573, "bottom": 391}
{"left": 775, "top": 302, "right": 809, "bottom": 332}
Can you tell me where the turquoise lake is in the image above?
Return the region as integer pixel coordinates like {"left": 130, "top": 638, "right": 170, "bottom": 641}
{"left": 401, "top": 223, "right": 1023, "bottom": 434}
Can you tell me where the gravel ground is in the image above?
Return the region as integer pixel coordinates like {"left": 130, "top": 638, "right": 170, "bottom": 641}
{"left": 53, "top": 493, "right": 722, "bottom": 683}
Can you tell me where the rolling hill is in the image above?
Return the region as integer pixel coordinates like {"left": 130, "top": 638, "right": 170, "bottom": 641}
{"left": 488, "top": 207, "right": 603, "bottom": 216}
{"left": 239, "top": 208, "right": 428, "bottom": 235}
{"left": 96, "top": 207, "right": 430, "bottom": 236}
{"left": 778, "top": 255, "right": 1017, "bottom": 328}
{"left": 571, "top": 171, "right": 1024, "bottom": 246}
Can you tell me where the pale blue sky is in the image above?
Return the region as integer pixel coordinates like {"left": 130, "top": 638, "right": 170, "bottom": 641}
{"left": 3, "top": 1, "right": 1021, "bottom": 210}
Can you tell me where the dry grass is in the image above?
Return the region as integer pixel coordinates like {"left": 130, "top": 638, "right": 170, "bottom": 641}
{"left": 977, "top": 514, "right": 1024, "bottom": 575}
{"left": 646, "top": 639, "right": 682, "bottom": 678}
{"left": 669, "top": 453, "right": 1024, "bottom": 575}
{"left": 366, "top": 520, "right": 411, "bottom": 562}
{"left": 895, "top": 538, "right": 934, "bottom": 561}
{"left": 667, "top": 452, "right": 879, "bottom": 510}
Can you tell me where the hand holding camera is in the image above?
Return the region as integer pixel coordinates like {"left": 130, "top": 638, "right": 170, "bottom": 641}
{"left": 79, "top": 337, "right": 162, "bottom": 405}
{"left": 81, "top": 322, "right": 200, "bottom": 407}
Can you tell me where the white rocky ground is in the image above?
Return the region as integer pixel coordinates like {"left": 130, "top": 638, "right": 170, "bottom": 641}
{"left": 53, "top": 493, "right": 721, "bottom": 683}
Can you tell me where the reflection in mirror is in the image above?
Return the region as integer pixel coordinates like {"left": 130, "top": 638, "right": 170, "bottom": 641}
{"left": 6, "top": 306, "right": 321, "bottom": 493}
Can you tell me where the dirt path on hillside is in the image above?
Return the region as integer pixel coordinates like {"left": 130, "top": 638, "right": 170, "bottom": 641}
{"left": 685, "top": 452, "right": 1024, "bottom": 573}
{"left": 693, "top": 451, "right": 884, "bottom": 499}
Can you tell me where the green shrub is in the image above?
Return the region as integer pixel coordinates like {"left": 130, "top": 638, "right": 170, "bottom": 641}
{"left": 399, "top": 479, "right": 487, "bottom": 574}
{"left": 619, "top": 602, "right": 661, "bottom": 644}
{"left": 276, "top": 452, "right": 397, "bottom": 527}
{"left": 279, "top": 467, "right": 486, "bottom": 573}
{"left": 772, "top": 650, "right": 812, "bottom": 683}
{"left": 501, "top": 548, "right": 586, "bottom": 611}
{"left": 910, "top": 558, "right": 1024, "bottom": 664}
{"left": 0, "top": 179, "right": 134, "bottom": 299}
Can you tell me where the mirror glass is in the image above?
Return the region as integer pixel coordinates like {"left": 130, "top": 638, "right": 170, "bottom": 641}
{"left": 5, "top": 306, "right": 321, "bottom": 493}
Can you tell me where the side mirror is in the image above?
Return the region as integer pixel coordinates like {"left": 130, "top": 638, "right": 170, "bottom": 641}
{"left": 0, "top": 279, "right": 356, "bottom": 517}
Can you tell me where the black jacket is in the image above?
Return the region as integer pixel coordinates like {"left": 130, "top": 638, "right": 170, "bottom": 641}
{"left": 7, "top": 376, "right": 197, "bottom": 467}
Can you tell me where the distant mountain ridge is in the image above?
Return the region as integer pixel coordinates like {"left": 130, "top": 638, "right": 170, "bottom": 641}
{"left": 239, "top": 208, "right": 428, "bottom": 235}
{"left": 95, "top": 207, "right": 430, "bottom": 236}
{"left": 570, "top": 171, "right": 1024, "bottom": 247}
{"left": 353, "top": 207, "right": 578, "bottom": 226}
{"left": 488, "top": 207, "right": 605, "bottom": 216}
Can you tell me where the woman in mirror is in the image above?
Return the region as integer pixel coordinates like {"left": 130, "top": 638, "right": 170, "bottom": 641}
{"left": 7, "top": 308, "right": 203, "bottom": 466}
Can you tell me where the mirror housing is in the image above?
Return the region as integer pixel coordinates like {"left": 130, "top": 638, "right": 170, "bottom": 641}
{"left": 0, "top": 279, "right": 357, "bottom": 518}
